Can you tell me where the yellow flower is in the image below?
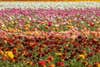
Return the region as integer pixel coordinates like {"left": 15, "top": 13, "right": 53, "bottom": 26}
{"left": 5, "top": 51, "right": 14, "bottom": 59}
{"left": 67, "top": 25, "right": 74, "bottom": 29}
{"left": 25, "top": 24, "right": 30, "bottom": 27}
{"left": 11, "top": 21, "right": 15, "bottom": 24}
{"left": 17, "top": 29, "right": 21, "bottom": 32}
{"left": 61, "top": 59, "right": 64, "bottom": 61}
{"left": 55, "top": 24, "right": 59, "bottom": 27}
{"left": 1, "top": 25, "right": 8, "bottom": 31}
{"left": 33, "top": 31, "right": 41, "bottom": 36}
{"left": 55, "top": 53, "right": 62, "bottom": 56}
{"left": 79, "top": 54, "right": 86, "bottom": 59}
{"left": 24, "top": 24, "right": 30, "bottom": 30}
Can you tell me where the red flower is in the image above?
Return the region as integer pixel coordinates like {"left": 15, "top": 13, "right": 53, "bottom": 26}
{"left": 89, "top": 22, "right": 94, "bottom": 27}
{"left": 48, "top": 56, "right": 54, "bottom": 61}
{"left": 48, "top": 22, "right": 52, "bottom": 26}
{"left": 57, "top": 62, "right": 64, "bottom": 67}
{"left": 38, "top": 60, "right": 46, "bottom": 66}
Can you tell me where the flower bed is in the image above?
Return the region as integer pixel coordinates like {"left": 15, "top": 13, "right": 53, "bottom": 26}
{"left": 0, "top": 5, "right": 100, "bottom": 67}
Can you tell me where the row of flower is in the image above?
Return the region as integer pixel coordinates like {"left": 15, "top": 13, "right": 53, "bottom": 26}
{"left": 0, "top": 8, "right": 100, "bottom": 67}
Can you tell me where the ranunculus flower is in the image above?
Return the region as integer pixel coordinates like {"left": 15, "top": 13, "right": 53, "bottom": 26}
{"left": 78, "top": 54, "right": 86, "bottom": 59}
{"left": 5, "top": 51, "right": 14, "bottom": 59}
{"left": 89, "top": 22, "right": 95, "bottom": 27}
{"left": 57, "top": 62, "right": 64, "bottom": 67}
{"left": 47, "top": 56, "right": 54, "bottom": 63}
{"left": 48, "top": 22, "right": 52, "bottom": 26}
{"left": 49, "top": 64, "right": 55, "bottom": 67}
{"left": 38, "top": 60, "right": 46, "bottom": 67}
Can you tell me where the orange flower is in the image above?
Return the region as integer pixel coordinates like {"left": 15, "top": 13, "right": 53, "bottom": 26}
{"left": 67, "top": 25, "right": 74, "bottom": 29}
{"left": 11, "top": 58, "right": 16, "bottom": 62}
{"left": 82, "top": 61, "right": 88, "bottom": 66}
{"left": 47, "top": 56, "right": 54, "bottom": 62}
{"left": 0, "top": 49, "right": 4, "bottom": 55}
{"left": 49, "top": 64, "right": 55, "bottom": 67}
{"left": 97, "top": 63, "right": 100, "bottom": 67}
{"left": 33, "top": 31, "right": 41, "bottom": 36}
{"left": 2, "top": 56, "right": 8, "bottom": 61}
{"left": 24, "top": 31, "right": 33, "bottom": 35}
{"left": 94, "top": 62, "right": 100, "bottom": 67}
{"left": 8, "top": 28, "right": 15, "bottom": 32}
{"left": 24, "top": 24, "right": 30, "bottom": 30}
{"left": 78, "top": 54, "right": 86, "bottom": 59}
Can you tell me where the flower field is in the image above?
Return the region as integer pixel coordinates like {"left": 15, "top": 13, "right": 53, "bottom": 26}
{"left": 0, "top": 2, "right": 100, "bottom": 67}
